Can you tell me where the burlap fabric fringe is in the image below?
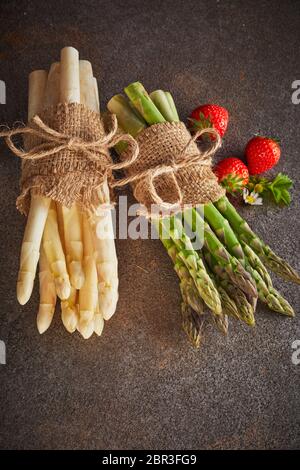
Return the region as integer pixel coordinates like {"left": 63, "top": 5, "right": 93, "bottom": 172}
{"left": 112, "top": 121, "right": 225, "bottom": 217}
{"left": 0, "top": 103, "right": 139, "bottom": 215}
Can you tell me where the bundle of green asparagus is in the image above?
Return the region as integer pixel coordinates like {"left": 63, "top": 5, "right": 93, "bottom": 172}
{"left": 108, "top": 83, "right": 299, "bottom": 348}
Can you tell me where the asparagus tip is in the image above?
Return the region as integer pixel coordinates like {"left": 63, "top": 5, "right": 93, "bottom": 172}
{"left": 61, "top": 306, "right": 78, "bottom": 333}
{"left": 55, "top": 278, "right": 71, "bottom": 300}
{"left": 17, "top": 278, "right": 34, "bottom": 305}
{"left": 37, "top": 305, "right": 55, "bottom": 334}
{"left": 78, "top": 318, "right": 94, "bottom": 339}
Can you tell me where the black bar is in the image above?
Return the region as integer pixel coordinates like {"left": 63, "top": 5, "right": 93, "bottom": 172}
{"left": 0, "top": 450, "right": 298, "bottom": 466}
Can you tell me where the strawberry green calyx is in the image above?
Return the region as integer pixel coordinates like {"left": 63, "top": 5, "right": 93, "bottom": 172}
{"left": 189, "top": 113, "right": 213, "bottom": 132}
{"left": 189, "top": 104, "right": 229, "bottom": 139}
{"left": 219, "top": 173, "right": 247, "bottom": 194}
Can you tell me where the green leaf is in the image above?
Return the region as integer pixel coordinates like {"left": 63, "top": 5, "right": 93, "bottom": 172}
{"left": 280, "top": 189, "right": 291, "bottom": 205}
{"left": 266, "top": 173, "right": 293, "bottom": 205}
{"left": 268, "top": 173, "right": 293, "bottom": 189}
{"left": 246, "top": 172, "right": 293, "bottom": 206}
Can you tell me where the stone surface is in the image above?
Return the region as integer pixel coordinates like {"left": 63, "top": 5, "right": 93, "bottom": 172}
{"left": 0, "top": 0, "right": 299, "bottom": 450}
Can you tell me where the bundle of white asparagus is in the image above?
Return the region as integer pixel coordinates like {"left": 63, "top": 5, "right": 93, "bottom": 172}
{"left": 18, "top": 47, "right": 118, "bottom": 338}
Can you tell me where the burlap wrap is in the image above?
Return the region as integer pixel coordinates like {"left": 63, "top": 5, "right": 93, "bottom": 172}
{"left": 0, "top": 104, "right": 138, "bottom": 215}
{"left": 0, "top": 107, "right": 224, "bottom": 218}
{"left": 115, "top": 121, "right": 225, "bottom": 216}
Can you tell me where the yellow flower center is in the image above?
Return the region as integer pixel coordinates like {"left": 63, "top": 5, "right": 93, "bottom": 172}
{"left": 246, "top": 195, "right": 256, "bottom": 204}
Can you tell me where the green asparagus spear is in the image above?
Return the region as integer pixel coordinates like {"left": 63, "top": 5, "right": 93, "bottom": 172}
{"left": 159, "top": 216, "right": 222, "bottom": 315}
{"left": 204, "top": 203, "right": 275, "bottom": 295}
{"left": 158, "top": 233, "right": 204, "bottom": 316}
{"left": 204, "top": 203, "right": 245, "bottom": 260}
{"left": 215, "top": 196, "right": 300, "bottom": 284}
{"left": 210, "top": 312, "right": 229, "bottom": 335}
{"left": 107, "top": 94, "right": 146, "bottom": 137}
{"left": 198, "top": 250, "right": 240, "bottom": 320}
{"left": 206, "top": 245, "right": 293, "bottom": 318}
{"left": 184, "top": 207, "right": 258, "bottom": 298}
{"left": 240, "top": 240, "right": 273, "bottom": 289}
{"left": 149, "top": 90, "right": 176, "bottom": 123}
{"left": 204, "top": 203, "right": 291, "bottom": 315}
{"left": 215, "top": 284, "right": 238, "bottom": 320}
{"left": 165, "top": 92, "right": 180, "bottom": 122}
{"left": 179, "top": 274, "right": 205, "bottom": 317}
{"left": 181, "top": 302, "right": 206, "bottom": 348}
{"left": 161, "top": 232, "right": 230, "bottom": 338}
{"left": 124, "top": 82, "right": 166, "bottom": 125}
{"left": 162, "top": 232, "right": 233, "bottom": 336}
{"left": 203, "top": 249, "right": 256, "bottom": 326}
{"left": 244, "top": 262, "right": 294, "bottom": 317}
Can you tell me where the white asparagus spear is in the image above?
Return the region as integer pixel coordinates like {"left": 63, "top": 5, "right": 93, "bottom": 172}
{"left": 42, "top": 201, "right": 71, "bottom": 299}
{"left": 91, "top": 185, "right": 119, "bottom": 320}
{"left": 28, "top": 70, "right": 47, "bottom": 120}
{"left": 41, "top": 61, "right": 73, "bottom": 302}
{"left": 78, "top": 213, "right": 98, "bottom": 339}
{"left": 60, "top": 204, "right": 84, "bottom": 289}
{"left": 31, "top": 69, "right": 57, "bottom": 331}
{"left": 43, "top": 62, "right": 60, "bottom": 109}
{"left": 90, "top": 77, "right": 119, "bottom": 320}
{"left": 79, "top": 61, "right": 98, "bottom": 113}
{"left": 59, "top": 47, "right": 85, "bottom": 290}
{"left": 76, "top": 62, "right": 101, "bottom": 338}
{"left": 61, "top": 286, "right": 78, "bottom": 333}
{"left": 94, "top": 296, "right": 104, "bottom": 336}
{"left": 60, "top": 47, "right": 80, "bottom": 103}
{"left": 93, "top": 77, "right": 100, "bottom": 112}
{"left": 37, "top": 246, "right": 56, "bottom": 334}
{"left": 79, "top": 63, "right": 118, "bottom": 327}
{"left": 17, "top": 70, "right": 51, "bottom": 305}
{"left": 43, "top": 61, "right": 78, "bottom": 331}
{"left": 56, "top": 203, "right": 78, "bottom": 332}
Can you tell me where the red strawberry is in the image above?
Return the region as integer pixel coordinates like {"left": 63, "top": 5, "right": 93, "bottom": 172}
{"left": 189, "top": 104, "right": 229, "bottom": 140}
{"left": 214, "top": 157, "right": 249, "bottom": 193}
{"left": 245, "top": 136, "right": 281, "bottom": 175}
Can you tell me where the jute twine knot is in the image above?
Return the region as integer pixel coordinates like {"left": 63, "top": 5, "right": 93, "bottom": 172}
{"left": 112, "top": 121, "right": 225, "bottom": 215}
{"left": 0, "top": 103, "right": 139, "bottom": 213}
{"left": 0, "top": 105, "right": 225, "bottom": 216}
{"left": 0, "top": 112, "right": 138, "bottom": 170}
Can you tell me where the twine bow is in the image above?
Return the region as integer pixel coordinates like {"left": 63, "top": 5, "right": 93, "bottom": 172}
{"left": 0, "top": 112, "right": 139, "bottom": 174}
{"left": 112, "top": 126, "right": 222, "bottom": 211}
{"left": 0, "top": 111, "right": 222, "bottom": 214}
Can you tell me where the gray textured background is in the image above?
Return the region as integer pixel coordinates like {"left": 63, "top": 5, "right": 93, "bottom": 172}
{"left": 0, "top": 0, "right": 299, "bottom": 450}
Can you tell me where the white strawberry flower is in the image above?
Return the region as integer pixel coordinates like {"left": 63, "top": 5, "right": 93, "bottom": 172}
{"left": 243, "top": 188, "right": 263, "bottom": 205}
